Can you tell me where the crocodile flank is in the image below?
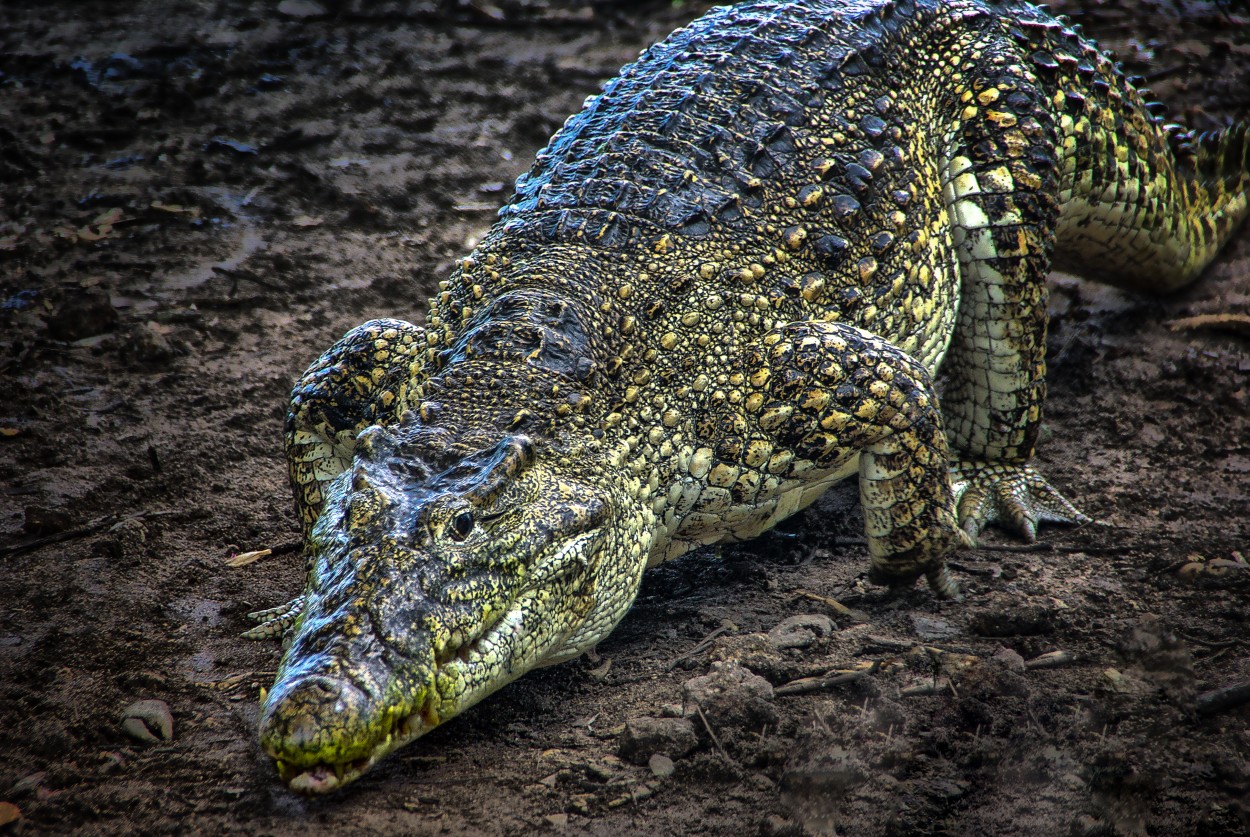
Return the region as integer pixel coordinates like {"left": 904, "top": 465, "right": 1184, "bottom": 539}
{"left": 249, "top": 0, "right": 1250, "bottom": 793}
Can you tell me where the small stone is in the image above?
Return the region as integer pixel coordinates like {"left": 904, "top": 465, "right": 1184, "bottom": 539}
{"left": 618, "top": 716, "right": 698, "bottom": 765}
{"left": 102, "top": 518, "right": 148, "bottom": 564}
{"left": 9, "top": 771, "right": 45, "bottom": 797}
{"left": 952, "top": 655, "right": 1030, "bottom": 701}
{"left": 759, "top": 814, "right": 803, "bottom": 837}
{"left": 911, "top": 614, "right": 957, "bottom": 641}
{"left": 989, "top": 646, "right": 1027, "bottom": 674}
{"left": 22, "top": 505, "right": 72, "bottom": 536}
{"left": 648, "top": 753, "right": 675, "bottom": 778}
{"left": 683, "top": 661, "right": 777, "bottom": 730}
{"left": 767, "top": 614, "right": 835, "bottom": 650}
{"left": 121, "top": 699, "right": 173, "bottom": 744}
{"left": 124, "top": 321, "right": 177, "bottom": 364}
{"left": 543, "top": 813, "right": 568, "bottom": 828}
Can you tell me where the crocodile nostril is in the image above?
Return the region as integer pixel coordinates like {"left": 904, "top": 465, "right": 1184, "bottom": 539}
{"left": 305, "top": 676, "right": 344, "bottom": 702}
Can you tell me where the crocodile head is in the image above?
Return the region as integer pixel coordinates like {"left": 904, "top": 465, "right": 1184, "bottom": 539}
{"left": 258, "top": 420, "right": 647, "bottom": 793}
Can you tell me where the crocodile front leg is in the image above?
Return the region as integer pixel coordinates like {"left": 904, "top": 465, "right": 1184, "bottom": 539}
{"left": 285, "top": 319, "right": 428, "bottom": 537}
{"left": 245, "top": 318, "right": 427, "bottom": 640}
{"left": 741, "top": 321, "right": 970, "bottom": 596}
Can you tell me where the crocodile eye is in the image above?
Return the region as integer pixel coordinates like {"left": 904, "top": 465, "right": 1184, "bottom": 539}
{"left": 450, "top": 511, "right": 475, "bottom": 541}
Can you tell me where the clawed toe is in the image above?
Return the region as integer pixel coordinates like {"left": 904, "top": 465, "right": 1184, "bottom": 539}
{"left": 951, "top": 461, "right": 1089, "bottom": 544}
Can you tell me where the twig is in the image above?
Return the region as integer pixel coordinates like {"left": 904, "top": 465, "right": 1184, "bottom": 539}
{"left": 695, "top": 705, "right": 734, "bottom": 764}
{"left": 1143, "top": 65, "right": 1186, "bottom": 83}
{"left": 900, "top": 677, "right": 951, "bottom": 698}
{"left": 859, "top": 635, "right": 980, "bottom": 657}
{"left": 946, "top": 560, "right": 998, "bottom": 577}
{"left": 1177, "top": 630, "right": 1240, "bottom": 650}
{"left": 0, "top": 510, "right": 177, "bottom": 560}
{"left": 776, "top": 661, "right": 878, "bottom": 696}
{"left": 1196, "top": 680, "right": 1250, "bottom": 716}
{"left": 211, "top": 265, "right": 285, "bottom": 291}
{"left": 975, "top": 542, "right": 1120, "bottom": 555}
{"left": 664, "top": 625, "right": 731, "bottom": 671}
{"left": 793, "top": 589, "right": 870, "bottom": 623}
{"left": 1025, "top": 650, "right": 1075, "bottom": 670}
{"left": 1166, "top": 313, "right": 1250, "bottom": 336}
{"left": 861, "top": 635, "right": 917, "bottom": 652}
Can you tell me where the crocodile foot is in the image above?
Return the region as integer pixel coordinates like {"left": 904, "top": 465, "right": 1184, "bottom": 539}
{"left": 950, "top": 461, "right": 1090, "bottom": 544}
{"left": 242, "top": 596, "right": 306, "bottom": 640}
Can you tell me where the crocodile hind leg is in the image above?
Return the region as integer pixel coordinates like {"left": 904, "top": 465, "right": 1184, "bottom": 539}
{"left": 244, "top": 318, "right": 427, "bottom": 639}
{"left": 941, "top": 21, "right": 1249, "bottom": 541}
{"left": 742, "top": 321, "right": 971, "bottom": 596}
{"left": 937, "top": 56, "right": 1090, "bottom": 543}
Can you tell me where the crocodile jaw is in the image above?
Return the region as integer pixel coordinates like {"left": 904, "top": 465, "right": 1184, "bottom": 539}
{"left": 273, "top": 708, "right": 438, "bottom": 794}
{"left": 260, "top": 528, "right": 614, "bottom": 794}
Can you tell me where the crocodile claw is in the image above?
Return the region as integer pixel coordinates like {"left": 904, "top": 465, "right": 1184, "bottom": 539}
{"left": 242, "top": 596, "right": 306, "bottom": 640}
{"left": 950, "top": 462, "right": 1090, "bottom": 544}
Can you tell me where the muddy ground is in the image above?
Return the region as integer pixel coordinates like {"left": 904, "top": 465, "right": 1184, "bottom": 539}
{"left": 1, "top": 0, "right": 1249, "bottom": 834}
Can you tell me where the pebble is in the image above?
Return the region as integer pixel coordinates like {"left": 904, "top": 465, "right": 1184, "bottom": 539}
{"left": 911, "top": 614, "right": 957, "bottom": 641}
{"left": 683, "top": 661, "right": 778, "bottom": 729}
{"left": 103, "top": 518, "right": 148, "bottom": 564}
{"left": 648, "top": 753, "right": 675, "bottom": 778}
{"left": 990, "top": 646, "right": 1027, "bottom": 674}
{"left": 618, "top": 716, "right": 698, "bottom": 764}
{"left": 121, "top": 699, "right": 173, "bottom": 744}
{"left": 767, "top": 614, "right": 836, "bottom": 649}
{"left": 22, "top": 505, "right": 73, "bottom": 536}
{"left": 123, "top": 321, "right": 177, "bottom": 364}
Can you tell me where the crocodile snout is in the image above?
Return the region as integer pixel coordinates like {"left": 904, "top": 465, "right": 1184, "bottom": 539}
{"left": 260, "top": 674, "right": 376, "bottom": 772}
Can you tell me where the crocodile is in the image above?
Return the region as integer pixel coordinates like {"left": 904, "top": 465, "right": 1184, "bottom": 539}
{"left": 248, "top": 0, "right": 1249, "bottom": 793}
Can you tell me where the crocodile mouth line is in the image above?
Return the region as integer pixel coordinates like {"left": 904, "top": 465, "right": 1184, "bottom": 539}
{"left": 277, "top": 692, "right": 443, "bottom": 795}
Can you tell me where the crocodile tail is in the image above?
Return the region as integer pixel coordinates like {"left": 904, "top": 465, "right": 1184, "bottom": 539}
{"left": 1192, "top": 121, "right": 1250, "bottom": 185}
{"left": 1174, "top": 120, "right": 1250, "bottom": 285}
{"left": 1054, "top": 101, "right": 1248, "bottom": 294}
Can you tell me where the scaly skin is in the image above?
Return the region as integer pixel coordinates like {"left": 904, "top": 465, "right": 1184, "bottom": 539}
{"left": 249, "top": 0, "right": 1250, "bottom": 793}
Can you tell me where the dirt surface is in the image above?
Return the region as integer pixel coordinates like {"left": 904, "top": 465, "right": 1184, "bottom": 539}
{"left": 2, "top": 0, "right": 1249, "bottom": 834}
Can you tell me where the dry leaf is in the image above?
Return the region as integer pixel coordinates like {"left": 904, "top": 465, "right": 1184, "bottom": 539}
{"left": 94, "top": 207, "right": 124, "bottom": 226}
{"left": 150, "top": 201, "right": 200, "bottom": 217}
{"left": 225, "top": 548, "right": 272, "bottom": 567}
